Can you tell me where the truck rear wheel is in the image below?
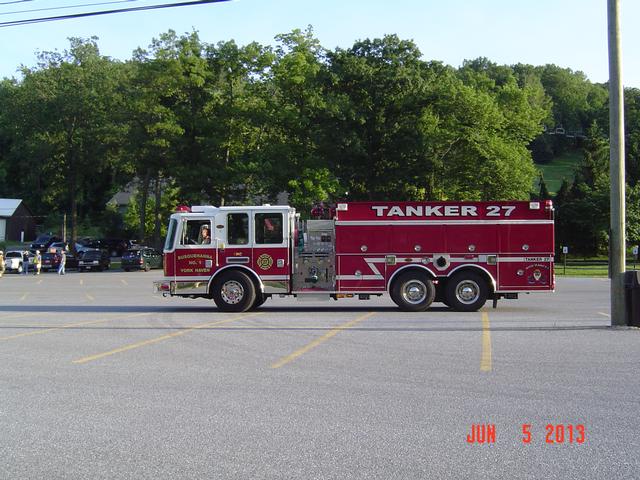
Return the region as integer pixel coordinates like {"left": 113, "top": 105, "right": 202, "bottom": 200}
{"left": 212, "top": 270, "right": 256, "bottom": 312}
{"left": 390, "top": 271, "right": 436, "bottom": 312}
{"left": 445, "top": 272, "right": 488, "bottom": 312}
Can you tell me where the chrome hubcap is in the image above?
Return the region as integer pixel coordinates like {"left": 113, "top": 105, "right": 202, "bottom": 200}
{"left": 456, "top": 280, "right": 480, "bottom": 304}
{"left": 402, "top": 280, "right": 427, "bottom": 304}
{"left": 221, "top": 280, "right": 244, "bottom": 304}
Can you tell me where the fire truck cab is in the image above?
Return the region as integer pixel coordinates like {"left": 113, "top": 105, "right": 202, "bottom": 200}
{"left": 154, "top": 201, "right": 555, "bottom": 312}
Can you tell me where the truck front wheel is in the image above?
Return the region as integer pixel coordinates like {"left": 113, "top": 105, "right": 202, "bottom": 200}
{"left": 212, "top": 271, "right": 256, "bottom": 312}
{"left": 445, "top": 272, "right": 488, "bottom": 312}
{"left": 251, "top": 293, "right": 267, "bottom": 310}
{"left": 390, "top": 272, "right": 436, "bottom": 312}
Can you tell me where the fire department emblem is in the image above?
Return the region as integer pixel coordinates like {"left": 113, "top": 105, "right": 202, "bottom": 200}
{"left": 526, "top": 264, "right": 549, "bottom": 284}
{"left": 257, "top": 254, "right": 273, "bottom": 270}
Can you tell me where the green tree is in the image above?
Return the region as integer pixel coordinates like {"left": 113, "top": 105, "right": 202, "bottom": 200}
{"left": 11, "top": 38, "right": 127, "bottom": 241}
{"left": 287, "top": 167, "right": 340, "bottom": 214}
{"left": 625, "top": 88, "right": 640, "bottom": 185}
{"left": 258, "top": 27, "right": 332, "bottom": 205}
{"left": 553, "top": 125, "right": 610, "bottom": 255}
{"left": 540, "top": 64, "right": 607, "bottom": 132}
{"left": 537, "top": 173, "right": 551, "bottom": 199}
{"left": 125, "top": 34, "right": 186, "bottom": 243}
{"left": 124, "top": 182, "right": 179, "bottom": 243}
{"left": 324, "top": 35, "right": 436, "bottom": 200}
{"left": 205, "top": 39, "right": 275, "bottom": 204}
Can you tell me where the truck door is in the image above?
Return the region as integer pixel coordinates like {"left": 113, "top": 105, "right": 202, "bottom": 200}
{"left": 173, "top": 217, "right": 216, "bottom": 283}
{"left": 220, "top": 211, "right": 252, "bottom": 270}
{"left": 252, "top": 210, "right": 290, "bottom": 293}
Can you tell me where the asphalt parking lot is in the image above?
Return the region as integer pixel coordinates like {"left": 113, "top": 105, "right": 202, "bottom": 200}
{"left": 0, "top": 271, "right": 638, "bottom": 479}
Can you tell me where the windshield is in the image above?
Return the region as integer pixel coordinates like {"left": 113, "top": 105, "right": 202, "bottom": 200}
{"left": 6, "top": 252, "right": 21, "bottom": 258}
{"left": 164, "top": 218, "right": 177, "bottom": 251}
{"left": 123, "top": 250, "right": 141, "bottom": 258}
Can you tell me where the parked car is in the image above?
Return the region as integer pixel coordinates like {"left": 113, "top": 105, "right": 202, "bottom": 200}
{"left": 78, "top": 249, "right": 111, "bottom": 271}
{"left": 75, "top": 239, "right": 99, "bottom": 254}
{"left": 4, "top": 250, "right": 27, "bottom": 273}
{"left": 100, "top": 238, "right": 129, "bottom": 257}
{"left": 41, "top": 250, "right": 79, "bottom": 272}
{"left": 49, "top": 242, "right": 70, "bottom": 252}
{"left": 30, "top": 234, "right": 61, "bottom": 253}
{"left": 74, "top": 238, "right": 127, "bottom": 257}
{"left": 121, "top": 247, "right": 163, "bottom": 272}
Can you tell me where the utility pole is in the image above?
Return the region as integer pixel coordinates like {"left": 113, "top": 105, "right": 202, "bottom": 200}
{"left": 607, "top": 0, "right": 626, "bottom": 325}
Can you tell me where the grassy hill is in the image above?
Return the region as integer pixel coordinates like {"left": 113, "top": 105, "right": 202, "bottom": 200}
{"left": 534, "top": 151, "right": 583, "bottom": 194}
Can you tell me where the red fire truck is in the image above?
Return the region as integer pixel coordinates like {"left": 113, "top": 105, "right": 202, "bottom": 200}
{"left": 154, "top": 201, "right": 555, "bottom": 312}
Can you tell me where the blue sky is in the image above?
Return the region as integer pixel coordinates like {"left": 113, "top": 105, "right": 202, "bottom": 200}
{"left": 1, "top": 0, "right": 639, "bottom": 87}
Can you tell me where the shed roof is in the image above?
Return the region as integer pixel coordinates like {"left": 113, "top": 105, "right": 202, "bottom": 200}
{"left": 0, "top": 198, "right": 22, "bottom": 217}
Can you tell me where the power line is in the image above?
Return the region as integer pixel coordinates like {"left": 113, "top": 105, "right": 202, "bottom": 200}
{"left": 1, "top": 0, "right": 142, "bottom": 17}
{"left": 0, "top": 0, "right": 33, "bottom": 6}
{"left": 0, "top": 0, "right": 230, "bottom": 27}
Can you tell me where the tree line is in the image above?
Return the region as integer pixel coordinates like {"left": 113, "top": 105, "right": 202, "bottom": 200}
{"left": 0, "top": 27, "right": 638, "bottom": 254}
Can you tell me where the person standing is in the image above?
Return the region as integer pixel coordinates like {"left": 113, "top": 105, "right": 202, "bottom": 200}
{"left": 58, "top": 249, "right": 66, "bottom": 275}
{"left": 0, "top": 251, "right": 5, "bottom": 278}
{"left": 34, "top": 250, "right": 42, "bottom": 275}
{"left": 22, "top": 250, "right": 29, "bottom": 275}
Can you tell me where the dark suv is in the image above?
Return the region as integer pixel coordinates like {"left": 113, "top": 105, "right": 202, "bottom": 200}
{"left": 78, "top": 249, "right": 111, "bottom": 271}
{"left": 121, "top": 247, "right": 163, "bottom": 271}
{"left": 30, "top": 234, "right": 62, "bottom": 253}
{"left": 99, "top": 238, "right": 128, "bottom": 257}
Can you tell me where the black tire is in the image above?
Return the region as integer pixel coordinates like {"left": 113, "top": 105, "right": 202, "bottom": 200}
{"left": 251, "top": 293, "right": 267, "bottom": 310}
{"left": 390, "top": 271, "right": 436, "bottom": 312}
{"left": 212, "top": 270, "right": 256, "bottom": 312}
{"left": 445, "top": 271, "right": 489, "bottom": 312}
{"left": 124, "top": 268, "right": 130, "bottom": 272}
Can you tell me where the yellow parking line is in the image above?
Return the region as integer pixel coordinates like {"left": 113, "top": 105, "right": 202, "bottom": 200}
{"left": 271, "top": 312, "right": 376, "bottom": 369}
{"left": 20, "top": 292, "right": 29, "bottom": 302}
{"left": 85, "top": 293, "right": 95, "bottom": 301}
{"left": 480, "top": 311, "right": 492, "bottom": 372}
{"left": 37, "top": 279, "right": 43, "bottom": 285}
{"left": 598, "top": 312, "right": 611, "bottom": 318}
{"left": 79, "top": 279, "right": 84, "bottom": 286}
{"left": 72, "top": 313, "right": 262, "bottom": 365}
{"left": 121, "top": 279, "right": 128, "bottom": 286}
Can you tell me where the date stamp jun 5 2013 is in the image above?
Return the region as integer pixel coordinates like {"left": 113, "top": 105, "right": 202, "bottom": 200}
{"left": 466, "top": 423, "right": 586, "bottom": 445}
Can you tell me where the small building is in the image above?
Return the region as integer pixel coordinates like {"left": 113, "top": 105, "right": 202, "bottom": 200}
{"left": 0, "top": 199, "right": 36, "bottom": 242}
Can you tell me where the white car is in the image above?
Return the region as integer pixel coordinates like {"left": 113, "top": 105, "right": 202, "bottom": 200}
{"left": 4, "top": 250, "right": 29, "bottom": 273}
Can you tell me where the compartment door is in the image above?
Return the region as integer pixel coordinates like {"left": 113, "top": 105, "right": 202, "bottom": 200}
{"left": 497, "top": 256, "right": 554, "bottom": 291}
{"left": 336, "top": 255, "right": 386, "bottom": 292}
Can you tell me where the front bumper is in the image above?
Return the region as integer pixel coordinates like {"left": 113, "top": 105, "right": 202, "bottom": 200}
{"left": 5, "top": 261, "right": 22, "bottom": 271}
{"left": 153, "top": 280, "right": 209, "bottom": 296}
{"left": 153, "top": 280, "right": 173, "bottom": 294}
